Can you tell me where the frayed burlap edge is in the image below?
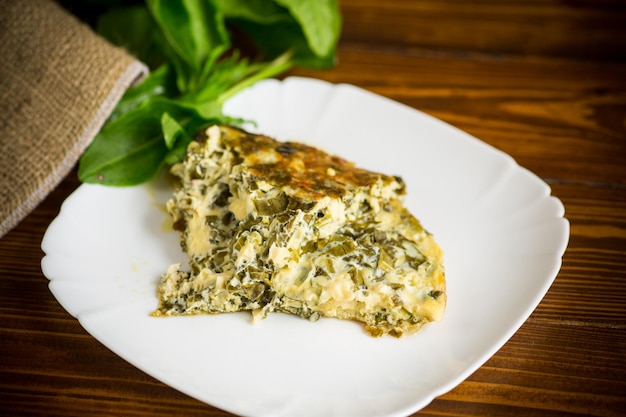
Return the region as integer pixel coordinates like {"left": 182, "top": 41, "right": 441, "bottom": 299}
{"left": 0, "top": 61, "right": 147, "bottom": 238}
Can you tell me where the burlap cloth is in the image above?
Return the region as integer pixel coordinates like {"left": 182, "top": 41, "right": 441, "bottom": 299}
{"left": 0, "top": 0, "right": 148, "bottom": 238}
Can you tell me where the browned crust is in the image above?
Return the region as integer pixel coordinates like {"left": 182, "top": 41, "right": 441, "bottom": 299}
{"left": 204, "top": 126, "right": 405, "bottom": 200}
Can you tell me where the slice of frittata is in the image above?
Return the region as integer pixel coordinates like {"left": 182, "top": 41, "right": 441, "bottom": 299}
{"left": 154, "top": 125, "right": 446, "bottom": 337}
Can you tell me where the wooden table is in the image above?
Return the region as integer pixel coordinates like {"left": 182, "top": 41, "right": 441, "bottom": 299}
{"left": 2, "top": 1, "right": 625, "bottom": 416}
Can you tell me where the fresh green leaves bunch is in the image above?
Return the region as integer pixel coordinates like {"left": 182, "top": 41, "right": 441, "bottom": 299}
{"left": 78, "top": 0, "right": 341, "bottom": 186}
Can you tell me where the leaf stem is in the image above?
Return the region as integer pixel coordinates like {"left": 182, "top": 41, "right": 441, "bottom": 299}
{"left": 218, "top": 50, "right": 294, "bottom": 104}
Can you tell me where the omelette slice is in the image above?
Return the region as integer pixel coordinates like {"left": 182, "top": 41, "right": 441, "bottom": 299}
{"left": 154, "top": 125, "right": 446, "bottom": 337}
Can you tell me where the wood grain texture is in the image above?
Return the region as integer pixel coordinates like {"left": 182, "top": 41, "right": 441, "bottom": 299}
{"left": 1, "top": 1, "right": 625, "bottom": 416}
{"left": 339, "top": 0, "right": 626, "bottom": 62}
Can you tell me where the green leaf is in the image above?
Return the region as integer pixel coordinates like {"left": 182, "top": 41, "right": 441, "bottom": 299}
{"left": 215, "top": 0, "right": 340, "bottom": 67}
{"left": 233, "top": 19, "right": 335, "bottom": 68}
{"left": 213, "top": 0, "right": 291, "bottom": 24}
{"left": 274, "top": 0, "right": 341, "bottom": 58}
{"left": 78, "top": 109, "right": 167, "bottom": 186}
{"left": 95, "top": 5, "right": 165, "bottom": 69}
{"left": 216, "top": 50, "right": 294, "bottom": 103}
{"left": 186, "top": 52, "right": 255, "bottom": 103}
{"left": 161, "top": 112, "right": 195, "bottom": 165}
{"left": 164, "top": 135, "right": 192, "bottom": 166}
{"left": 146, "top": 0, "right": 230, "bottom": 91}
{"left": 79, "top": 99, "right": 203, "bottom": 186}
{"left": 164, "top": 139, "right": 190, "bottom": 166}
{"left": 108, "top": 64, "right": 178, "bottom": 123}
{"left": 189, "top": 100, "right": 223, "bottom": 120}
{"left": 161, "top": 112, "right": 189, "bottom": 150}
{"left": 153, "top": 31, "right": 197, "bottom": 94}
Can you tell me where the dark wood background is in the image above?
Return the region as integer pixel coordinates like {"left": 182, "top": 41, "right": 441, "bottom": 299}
{"left": 2, "top": 1, "right": 625, "bottom": 416}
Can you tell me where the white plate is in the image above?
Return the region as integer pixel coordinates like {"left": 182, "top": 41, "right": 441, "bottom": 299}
{"left": 41, "top": 77, "right": 569, "bottom": 417}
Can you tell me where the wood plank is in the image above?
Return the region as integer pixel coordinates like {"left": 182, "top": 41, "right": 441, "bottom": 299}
{"left": 532, "top": 183, "right": 626, "bottom": 323}
{"left": 422, "top": 321, "right": 626, "bottom": 417}
{"left": 290, "top": 50, "right": 626, "bottom": 185}
{"left": 340, "top": 0, "right": 626, "bottom": 61}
